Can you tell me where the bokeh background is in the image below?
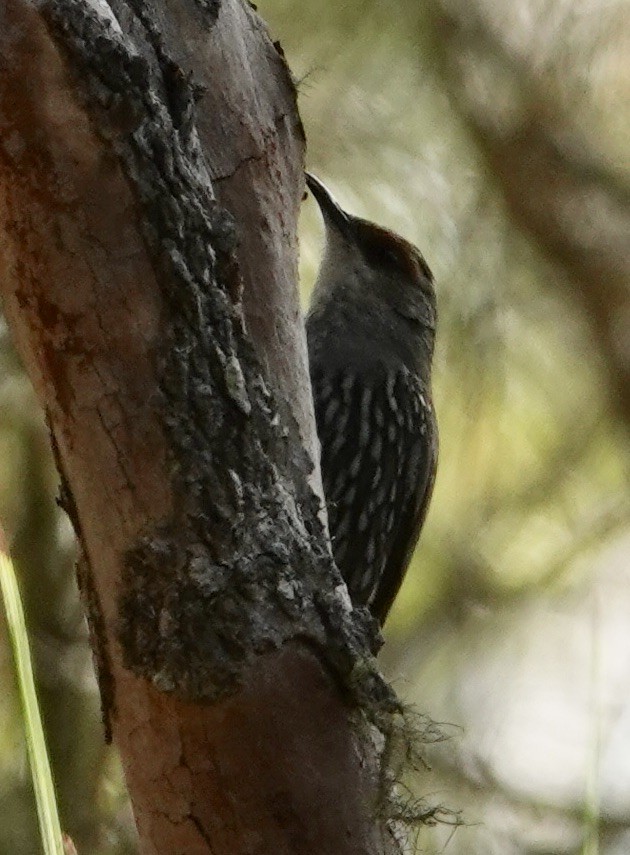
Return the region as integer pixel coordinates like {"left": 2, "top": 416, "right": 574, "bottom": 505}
{"left": 1, "top": 0, "right": 629, "bottom": 851}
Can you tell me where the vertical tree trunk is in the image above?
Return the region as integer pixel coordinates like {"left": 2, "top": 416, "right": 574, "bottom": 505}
{"left": 0, "top": 1, "right": 403, "bottom": 852}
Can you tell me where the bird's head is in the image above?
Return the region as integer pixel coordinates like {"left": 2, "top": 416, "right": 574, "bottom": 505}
{"left": 305, "top": 173, "right": 436, "bottom": 333}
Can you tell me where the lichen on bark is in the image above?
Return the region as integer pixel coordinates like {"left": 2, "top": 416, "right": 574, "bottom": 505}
{"left": 40, "top": 0, "right": 392, "bottom": 709}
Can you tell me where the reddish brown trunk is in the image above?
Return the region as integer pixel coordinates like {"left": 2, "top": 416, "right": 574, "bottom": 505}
{"left": 0, "top": 1, "right": 399, "bottom": 852}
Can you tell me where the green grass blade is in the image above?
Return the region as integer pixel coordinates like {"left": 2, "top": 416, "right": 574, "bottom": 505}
{"left": 0, "top": 538, "right": 65, "bottom": 855}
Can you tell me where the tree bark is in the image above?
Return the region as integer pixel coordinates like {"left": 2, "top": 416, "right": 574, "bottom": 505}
{"left": 0, "top": 1, "right": 401, "bottom": 852}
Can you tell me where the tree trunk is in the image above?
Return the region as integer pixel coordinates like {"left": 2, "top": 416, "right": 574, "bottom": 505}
{"left": 0, "top": 1, "right": 402, "bottom": 852}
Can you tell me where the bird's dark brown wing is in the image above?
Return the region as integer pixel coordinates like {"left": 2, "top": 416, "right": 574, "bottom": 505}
{"left": 311, "top": 364, "right": 437, "bottom": 620}
{"left": 370, "top": 390, "right": 437, "bottom": 623}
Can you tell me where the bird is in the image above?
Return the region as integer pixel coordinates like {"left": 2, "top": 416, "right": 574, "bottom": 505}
{"left": 305, "top": 173, "right": 438, "bottom": 625}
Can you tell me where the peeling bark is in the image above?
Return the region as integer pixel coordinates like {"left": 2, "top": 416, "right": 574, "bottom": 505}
{"left": 0, "top": 1, "right": 403, "bottom": 851}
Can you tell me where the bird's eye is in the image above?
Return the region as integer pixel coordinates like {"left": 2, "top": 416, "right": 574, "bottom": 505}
{"left": 357, "top": 221, "right": 421, "bottom": 275}
{"left": 363, "top": 241, "right": 400, "bottom": 270}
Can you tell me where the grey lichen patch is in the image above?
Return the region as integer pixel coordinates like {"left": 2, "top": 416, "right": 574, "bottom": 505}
{"left": 375, "top": 706, "right": 462, "bottom": 840}
{"left": 224, "top": 353, "right": 251, "bottom": 415}
{"left": 195, "top": 0, "right": 222, "bottom": 23}
{"left": 118, "top": 488, "right": 394, "bottom": 704}
{"left": 43, "top": 0, "right": 390, "bottom": 716}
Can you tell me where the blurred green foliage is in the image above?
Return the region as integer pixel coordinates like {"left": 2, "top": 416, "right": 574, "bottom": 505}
{"left": 1, "top": 0, "right": 628, "bottom": 851}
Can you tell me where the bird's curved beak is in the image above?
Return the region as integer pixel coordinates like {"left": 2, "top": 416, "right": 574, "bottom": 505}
{"left": 305, "top": 173, "right": 354, "bottom": 240}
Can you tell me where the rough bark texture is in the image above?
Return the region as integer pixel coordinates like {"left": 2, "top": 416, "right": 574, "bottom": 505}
{"left": 0, "top": 1, "right": 402, "bottom": 852}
